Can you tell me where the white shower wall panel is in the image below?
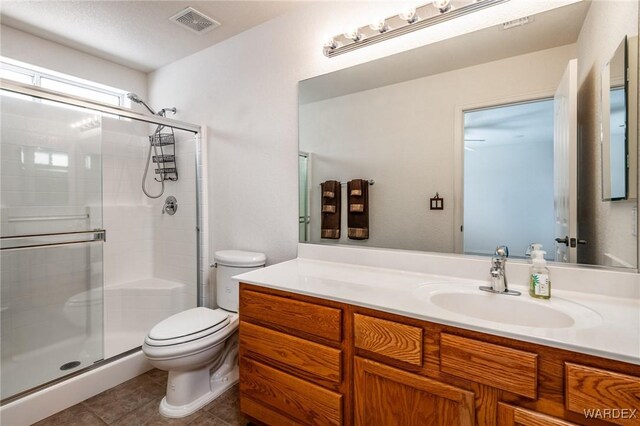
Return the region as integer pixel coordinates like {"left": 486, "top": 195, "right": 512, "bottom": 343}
{"left": 102, "top": 119, "right": 149, "bottom": 208}
{"left": 102, "top": 118, "right": 153, "bottom": 285}
{"left": 101, "top": 118, "right": 196, "bottom": 358}
{"left": 103, "top": 278, "right": 189, "bottom": 358}
{"left": 102, "top": 205, "right": 153, "bottom": 285}
{"left": 150, "top": 132, "right": 198, "bottom": 296}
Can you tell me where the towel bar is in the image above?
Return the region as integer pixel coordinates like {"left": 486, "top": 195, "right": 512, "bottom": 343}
{"left": 319, "top": 179, "right": 375, "bottom": 186}
{"left": 8, "top": 214, "right": 89, "bottom": 222}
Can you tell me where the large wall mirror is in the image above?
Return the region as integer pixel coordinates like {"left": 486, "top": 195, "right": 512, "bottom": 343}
{"left": 298, "top": 0, "right": 639, "bottom": 270}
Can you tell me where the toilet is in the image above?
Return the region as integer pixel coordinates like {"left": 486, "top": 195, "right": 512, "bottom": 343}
{"left": 142, "top": 250, "right": 266, "bottom": 418}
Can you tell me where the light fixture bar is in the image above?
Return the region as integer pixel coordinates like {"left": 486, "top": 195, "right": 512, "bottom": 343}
{"left": 324, "top": 0, "right": 510, "bottom": 58}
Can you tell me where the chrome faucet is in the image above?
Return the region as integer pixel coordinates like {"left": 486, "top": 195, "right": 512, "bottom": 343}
{"left": 479, "top": 245, "right": 521, "bottom": 296}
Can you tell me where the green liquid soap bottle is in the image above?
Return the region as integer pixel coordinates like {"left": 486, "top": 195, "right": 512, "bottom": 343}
{"left": 529, "top": 250, "right": 551, "bottom": 299}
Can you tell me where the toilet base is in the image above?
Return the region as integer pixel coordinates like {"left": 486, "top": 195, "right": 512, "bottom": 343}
{"left": 158, "top": 363, "right": 239, "bottom": 418}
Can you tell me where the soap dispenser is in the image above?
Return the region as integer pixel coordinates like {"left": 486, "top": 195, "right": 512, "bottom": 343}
{"left": 529, "top": 250, "right": 551, "bottom": 299}
{"left": 526, "top": 243, "right": 543, "bottom": 260}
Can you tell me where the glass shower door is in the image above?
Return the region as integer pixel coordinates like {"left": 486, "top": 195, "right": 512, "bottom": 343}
{"left": 0, "top": 93, "right": 104, "bottom": 401}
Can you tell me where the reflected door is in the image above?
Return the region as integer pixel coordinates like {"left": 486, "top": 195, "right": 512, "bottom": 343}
{"left": 299, "top": 152, "right": 310, "bottom": 242}
{"left": 553, "top": 59, "right": 578, "bottom": 263}
{"left": 0, "top": 93, "right": 104, "bottom": 400}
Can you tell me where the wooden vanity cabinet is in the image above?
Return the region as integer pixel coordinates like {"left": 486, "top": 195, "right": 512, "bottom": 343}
{"left": 239, "top": 283, "right": 640, "bottom": 426}
{"left": 498, "top": 403, "right": 579, "bottom": 426}
{"left": 354, "top": 356, "right": 475, "bottom": 425}
{"left": 239, "top": 284, "right": 351, "bottom": 425}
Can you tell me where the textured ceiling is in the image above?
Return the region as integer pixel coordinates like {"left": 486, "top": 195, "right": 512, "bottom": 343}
{"left": 0, "top": 1, "right": 299, "bottom": 72}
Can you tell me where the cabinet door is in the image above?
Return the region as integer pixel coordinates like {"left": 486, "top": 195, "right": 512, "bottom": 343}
{"left": 354, "top": 357, "right": 474, "bottom": 426}
{"left": 498, "top": 403, "right": 578, "bottom": 426}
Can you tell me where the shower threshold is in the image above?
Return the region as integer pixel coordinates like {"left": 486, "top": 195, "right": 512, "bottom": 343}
{"left": 0, "top": 348, "right": 150, "bottom": 425}
{"left": 0, "top": 346, "right": 138, "bottom": 406}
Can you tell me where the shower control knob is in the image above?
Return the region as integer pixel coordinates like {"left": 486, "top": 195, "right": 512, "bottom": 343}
{"left": 163, "top": 196, "right": 178, "bottom": 215}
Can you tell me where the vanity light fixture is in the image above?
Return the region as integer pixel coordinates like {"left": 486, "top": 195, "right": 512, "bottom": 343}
{"left": 323, "top": 0, "right": 509, "bottom": 57}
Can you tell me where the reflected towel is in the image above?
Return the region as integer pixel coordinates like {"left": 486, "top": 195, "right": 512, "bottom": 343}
{"left": 321, "top": 180, "right": 341, "bottom": 239}
{"left": 347, "top": 179, "right": 369, "bottom": 240}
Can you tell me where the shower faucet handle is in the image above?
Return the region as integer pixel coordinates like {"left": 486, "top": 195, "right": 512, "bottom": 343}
{"left": 162, "top": 196, "right": 178, "bottom": 215}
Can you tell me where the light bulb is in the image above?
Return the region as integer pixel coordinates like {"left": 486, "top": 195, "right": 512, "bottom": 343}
{"left": 433, "top": 0, "right": 452, "bottom": 13}
{"left": 369, "top": 18, "right": 390, "bottom": 33}
{"left": 398, "top": 6, "right": 419, "bottom": 24}
{"left": 323, "top": 37, "right": 340, "bottom": 50}
{"left": 323, "top": 37, "right": 341, "bottom": 55}
{"left": 343, "top": 28, "right": 365, "bottom": 42}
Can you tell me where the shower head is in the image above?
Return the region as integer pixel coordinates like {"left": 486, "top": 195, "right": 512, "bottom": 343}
{"left": 158, "top": 107, "right": 177, "bottom": 117}
{"left": 127, "top": 93, "right": 142, "bottom": 103}
{"left": 126, "top": 92, "right": 156, "bottom": 115}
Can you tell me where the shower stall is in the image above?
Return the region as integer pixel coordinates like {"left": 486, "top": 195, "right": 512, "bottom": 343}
{"left": 0, "top": 79, "right": 205, "bottom": 403}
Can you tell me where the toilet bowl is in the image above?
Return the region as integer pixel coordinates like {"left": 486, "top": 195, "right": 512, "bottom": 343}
{"left": 143, "top": 307, "right": 239, "bottom": 417}
{"left": 142, "top": 250, "right": 266, "bottom": 418}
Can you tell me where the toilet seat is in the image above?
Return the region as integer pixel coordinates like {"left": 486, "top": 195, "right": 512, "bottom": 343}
{"left": 143, "top": 319, "right": 238, "bottom": 361}
{"left": 145, "top": 307, "right": 230, "bottom": 347}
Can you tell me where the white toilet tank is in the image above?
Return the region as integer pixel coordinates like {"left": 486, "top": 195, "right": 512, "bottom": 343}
{"left": 214, "top": 250, "right": 266, "bottom": 312}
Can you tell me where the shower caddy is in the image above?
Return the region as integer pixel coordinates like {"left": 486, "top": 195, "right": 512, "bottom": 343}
{"left": 151, "top": 127, "right": 179, "bottom": 182}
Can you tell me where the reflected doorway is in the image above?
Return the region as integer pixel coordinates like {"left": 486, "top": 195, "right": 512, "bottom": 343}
{"left": 463, "top": 99, "right": 555, "bottom": 260}
{"left": 299, "top": 152, "right": 310, "bottom": 242}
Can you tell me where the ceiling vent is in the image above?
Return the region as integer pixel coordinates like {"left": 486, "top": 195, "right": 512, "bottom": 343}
{"left": 501, "top": 16, "right": 532, "bottom": 30}
{"left": 170, "top": 7, "right": 220, "bottom": 35}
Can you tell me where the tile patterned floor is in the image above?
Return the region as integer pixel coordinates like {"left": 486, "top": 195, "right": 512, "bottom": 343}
{"left": 34, "top": 370, "right": 249, "bottom": 426}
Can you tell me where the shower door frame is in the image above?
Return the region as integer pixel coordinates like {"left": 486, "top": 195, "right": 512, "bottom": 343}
{"left": 0, "top": 78, "right": 205, "bottom": 404}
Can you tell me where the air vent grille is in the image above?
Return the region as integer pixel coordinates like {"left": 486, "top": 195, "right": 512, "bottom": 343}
{"left": 170, "top": 7, "right": 220, "bottom": 34}
{"left": 501, "top": 16, "right": 532, "bottom": 30}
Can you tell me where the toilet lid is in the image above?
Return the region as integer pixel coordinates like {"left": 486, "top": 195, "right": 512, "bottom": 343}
{"left": 148, "top": 307, "right": 229, "bottom": 342}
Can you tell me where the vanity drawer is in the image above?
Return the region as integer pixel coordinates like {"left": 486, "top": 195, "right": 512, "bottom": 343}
{"left": 240, "top": 288, "right": 342, "bottom": 342}
{"left": 440, "top": 333, "right": 538, "bottom": 398}
{"left": 354, "top": 313, "right": 423, "bottom": 366}
{"left": 565, "top": 363, "right": 640, "bottom": 425}
{"left": 240, "top": 321, "right": 342, "bottom": 384}
{"left": 240, "top": 357, "right": 343, "bottom": 425}
{"left": 497, "top": 403, "right": 578, "bottom": 425}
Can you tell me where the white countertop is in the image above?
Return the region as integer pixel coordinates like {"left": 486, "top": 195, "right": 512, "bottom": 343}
{"left": 234, "top": 257, "right": 640, "bottom": 365}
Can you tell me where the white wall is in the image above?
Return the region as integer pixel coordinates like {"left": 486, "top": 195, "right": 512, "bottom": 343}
{"left": 0, "top": 25, "right": 147, "bottom": 97}
{"left": 300, "top": 46, "right": 573, "bottom": 254}
{"left": 148, "top": 0, "right": 577, "bottom": 271}
{"left": 576, "top": 1, "right": 638, "bottom": 268}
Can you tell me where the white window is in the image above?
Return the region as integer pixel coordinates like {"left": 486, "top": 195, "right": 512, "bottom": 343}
{"left": 33, "top": 150, "right": 70, "bottom": 168}
{"left": 0, "top": 58, "right": 126, "bottom": 107}
{"left": 0, "top": 67, "right": 33, "bottom": 85}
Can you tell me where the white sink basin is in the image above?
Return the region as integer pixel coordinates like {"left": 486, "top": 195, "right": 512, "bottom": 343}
{"left": 414, "top": 283, "right": 602, "bottom": 329}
